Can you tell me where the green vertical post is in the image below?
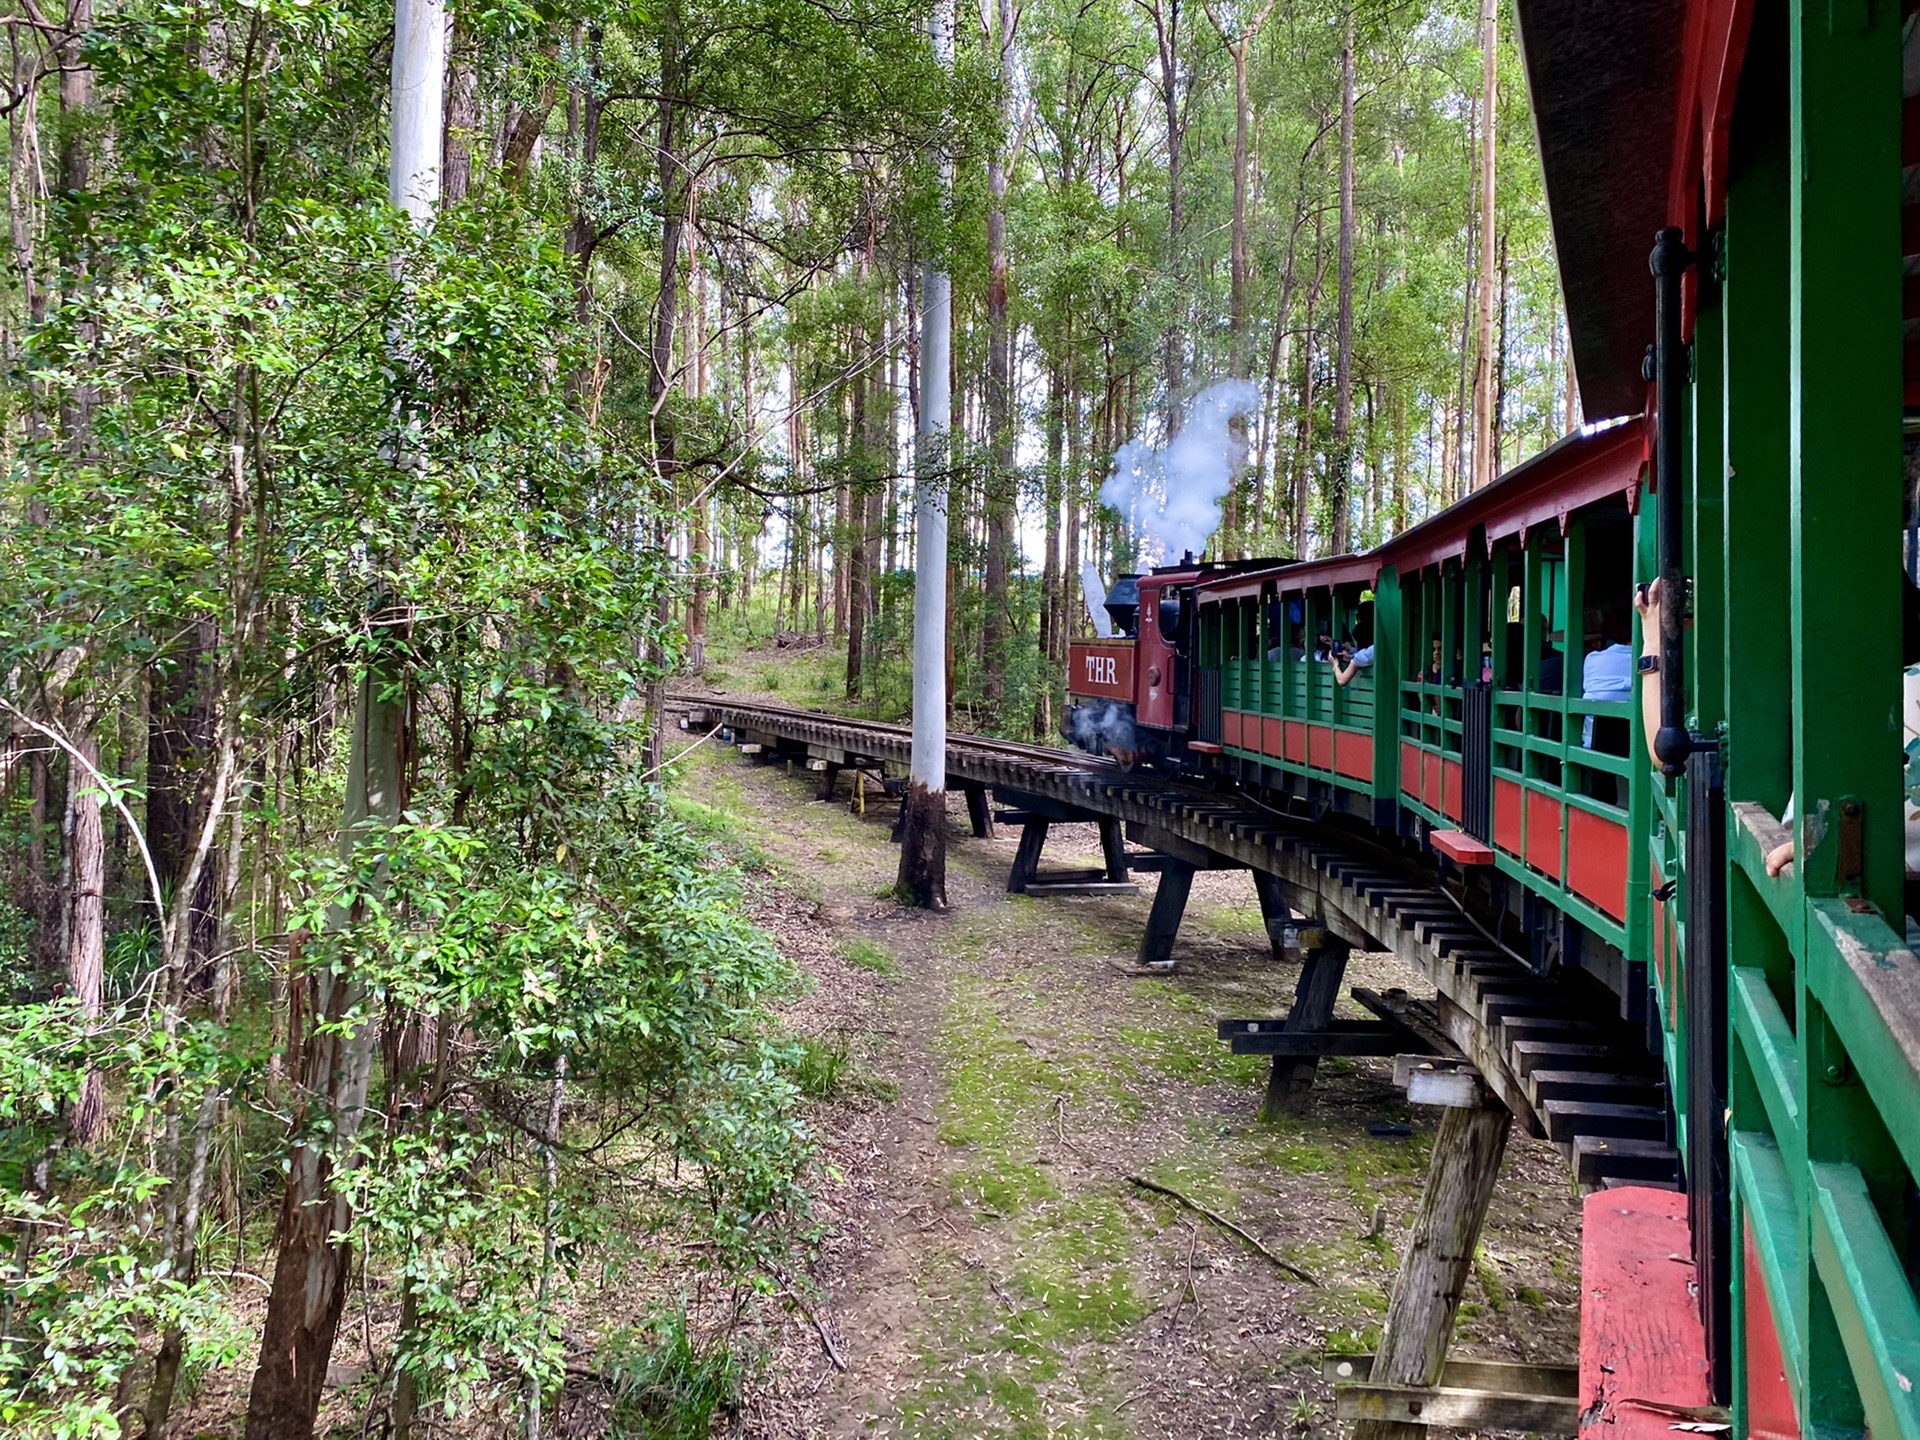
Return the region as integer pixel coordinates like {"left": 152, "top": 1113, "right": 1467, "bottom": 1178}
{"left": 1375, "top": 564, "right": 1401, "bottom": 802}
{"left": 1723, "top": 51, "right": 1795, "bottom": 827}
{"left": 1788, "top": 0, "right": 1903, "bottom": 1429}
{"left": 1691, "top": 289, "right": 1727, "bottom": 735}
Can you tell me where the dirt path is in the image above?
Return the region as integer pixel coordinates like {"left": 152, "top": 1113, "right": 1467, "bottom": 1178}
{"left": 687, "top": 742, "right": 1582, "bottom": 1439}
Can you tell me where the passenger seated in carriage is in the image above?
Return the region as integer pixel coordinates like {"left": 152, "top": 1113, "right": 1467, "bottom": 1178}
{"left": 1331, "top": 613, "right": 1375, "bottom": 687}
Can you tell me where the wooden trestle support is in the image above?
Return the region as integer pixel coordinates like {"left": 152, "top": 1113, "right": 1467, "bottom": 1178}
{"left": 682, "top": 700, "right": 1665, "bottom": 1429}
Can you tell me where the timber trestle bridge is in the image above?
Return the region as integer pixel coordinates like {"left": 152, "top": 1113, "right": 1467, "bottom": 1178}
{"left": 679, "top": 696, "right": 1674, "bottom": 1194}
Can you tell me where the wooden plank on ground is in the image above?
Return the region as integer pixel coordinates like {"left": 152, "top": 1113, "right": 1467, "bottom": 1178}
{"left": 1335, "top": 1382, "right": 1577, "bottom": 1433}
{"left": 1322, "top": 1352, "right": 1577, "bottom": 1396}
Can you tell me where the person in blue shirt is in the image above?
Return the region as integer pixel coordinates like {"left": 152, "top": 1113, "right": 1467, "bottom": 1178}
{"left": 1580, "top": 606, "right": 1634, "bottom": 748}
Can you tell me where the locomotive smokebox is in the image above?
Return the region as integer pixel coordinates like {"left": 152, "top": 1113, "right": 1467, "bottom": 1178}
{"left": 1104, "top": 574, "right": 1141, "bottom": 637}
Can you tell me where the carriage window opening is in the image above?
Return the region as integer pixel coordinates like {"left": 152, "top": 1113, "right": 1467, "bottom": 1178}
{"left": 1578, "top": 514, "right": 1637, "bottom": 759}
{"left": 1536, "top": 553, "right": 1568, "bottom": 696}
{"left": 1501, "top": 618, "right": 1527, "bottom": 690}
{"left": 1475, "top": 564, "right": 1495, "bottom": 686}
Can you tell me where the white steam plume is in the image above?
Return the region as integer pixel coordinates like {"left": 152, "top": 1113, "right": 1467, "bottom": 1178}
{"left": 1099, "top": 380, "right": 1262, "bottom": 565}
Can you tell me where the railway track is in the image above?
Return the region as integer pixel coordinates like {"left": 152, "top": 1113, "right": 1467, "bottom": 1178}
{"left": 677, "top": 694, "right": 1680, "bottom": 1191}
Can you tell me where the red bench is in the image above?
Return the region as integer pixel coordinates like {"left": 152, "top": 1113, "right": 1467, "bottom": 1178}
{"left": 1431, "top": 829, "right": 1496, "bottom": 866}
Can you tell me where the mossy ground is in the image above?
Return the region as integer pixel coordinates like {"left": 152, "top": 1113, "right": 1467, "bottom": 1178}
{"left": 675, "top": 705, "right": 1582, "bottom": 1438}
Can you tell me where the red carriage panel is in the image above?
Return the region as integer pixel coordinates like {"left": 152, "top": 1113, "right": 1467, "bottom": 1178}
{"left": 1744, "top": 1222, "right": 1800, "bottom": 1440}
{"left": 1526, "top": 789, "right": 1564, "bottom": 880}
{"left": 1494, "top": 777, "right": 1524, "bottom": 855}
{"left": 1335, "top": 731, "right": 1373, "bottom": 783}
{"left": 1285, "top": 721, "right": 1307, "bottom": 763}
{"left": 1567, "top": 806, "right": 1629, "bottom": 921}
{"left": 1399, "top": 742, "right": 1422, "bottom": 805}
{"left": 1443, "top": 758, "right": 1464, "bottom": 821}
{"left": 1263, "top": 717, "right": 1282, "bottom": 757}
{"left": 1308, "top": 725, "right": 1334, "bottom": 771}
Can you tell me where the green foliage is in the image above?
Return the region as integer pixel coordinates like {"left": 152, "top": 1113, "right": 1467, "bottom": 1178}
{"left": 601, "top": 1306, "right": 745, "bottom": 1440}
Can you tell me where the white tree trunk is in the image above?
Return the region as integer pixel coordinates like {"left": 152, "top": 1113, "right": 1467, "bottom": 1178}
{"left": 898, "top": 0, "right": 953, "bottom": 908}
{"left": 390, "top": 0, "right": 447, "bottom": 223}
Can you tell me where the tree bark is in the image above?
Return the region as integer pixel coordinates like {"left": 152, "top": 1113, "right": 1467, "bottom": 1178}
{"left": 500, "top": 42, "right": 561, "bottom": 188}
{"left": 1291, "top": 212, "right": 1325, "bottom": 557}
{"left": 846, "top": 368, "right": 871, "bottom": 699}
{"left": 981, "top": 0, "right": 1016, "bottom": 725}
{"left": 1469, "top": 0, "right": 1498, "bottom": 492}
{"left": 1151, "top": 0, "right": 1186, "bottom": 435}
{"left": 1329, "top": 14, "right": 1356, "bottom": 555}
{"left": 64, "top": 733, "right": 104, "bottom": 1145}
{"left": 442, "top": 10, "right": 479, "bottom": 203}
{"left": 147, "top": 623, "right": 219, "bottom": 988}
{"left": 1035, "top": 351, "right": 1065, "bottom": 737}
{"left": 1210, "top": 0, "right": 1273, "bottom": 553}
{"left": 898, "top": 0, "right": 953, "bottom": 909}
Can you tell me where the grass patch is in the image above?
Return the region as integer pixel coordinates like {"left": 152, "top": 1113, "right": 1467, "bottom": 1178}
{"left": 1263, "top": 1131, "right": 1338, "bottom": 1173}
{"left": 790, "top": 1037, "right": 852, "bottom": 1099}
{"left": 1473, "top": 1250, "right": 1510, "bottom": 1314}
{"left": 1006, "top": 1190, "right": 1150, "bottom": 1341}
{"left": 601, "top": 1306, "right": 743, "bottom": 1439}
{"left": 1114, "top": 1020, "right": 1264, "bottom": 1086}
{"left": 840, "top": 936, "right": 898, "bottom": 977}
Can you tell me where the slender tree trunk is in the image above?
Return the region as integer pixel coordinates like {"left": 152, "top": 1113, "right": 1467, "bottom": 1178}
{"left": 1493, "top": 225, "right": 1509, "bottom": 470}
{"left": 1257, "top": 192, "right": 1303, "bottom": 554}
{"left": 500, "top": 41, "right": 561, "bottom": 187}
{"left": 643, "top": 0, "right": 685, "bottom": 776}
{"left": 1154, "top": 0, "right": 1185, "bottom": 436}
{"left": 1035, "top": 353, "right": 1065, "bottom": 737}
{"left": 982, "top": 0, "right": 1016, "bottom": 725}
{"left": 1291, "top": 212, "right": 1325, "bottom": 557}
{"left": 1564, "top": 326, "right": 1580, "bottom": 432}
{"left": 147, "top": 625, "right": 218, "bottom": 988}
{"left": 442, "top": 10, "right": 479, "bottom": 203}
{"left": 525, "top": 1056, "right": 568, "bottom": 1440}
{"left": 687, "top": 213, "right": 711, "bottom": 668}
{"left": 64, "top": 735, "right": 104, "bottom": 1145}
{"left": 1214, "top": 1, "right": 1273, "bottom": 551}
{"left": 1330, "top": 14, "right": 1356, "bottom": 555}
{"left": 847, "top": 369, "right": 871, "bottom": 698}
{"left": 246, "top": 2, "right": 442, "bottom": 1431}
{"left": 899, "top": 1, "right": 953, "bottom": 909}
{"left": 1469, "top": 0, "right": 1498, "bottom": 491}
